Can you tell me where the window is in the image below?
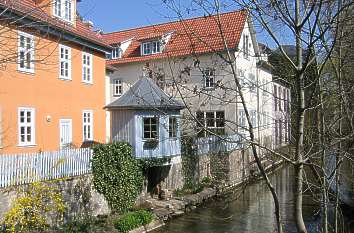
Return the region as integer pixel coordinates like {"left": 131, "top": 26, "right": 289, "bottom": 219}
{"left": 238, "top": 109, "right": 246, "bottom": 128}
{"left": 142, "top": 41, "right": 161, "bottom": 55}
{"left": 18, "top": 108, "right": 35, "bottom": 146}
{"left": 169, "top": 117, "right": 178, "bottom": 138}
{"left": 53, "top": 0, "right": 73, "bottom": 22}
{"left": 196, "top": 111, "right": 225, "bottom": 137}
{"left": 250, "top": 110, "right": 257, "bottom": 127}
{"left": 83, "top": 110, "right": 93, "bottom": 141}
{"left": 243, "top": 34, "right": 249, "bottom": 59}
{"left": 203, "top": 69, "right": 215, "bottom": 88}
{"left": 111, "top": 47, "right": 122, "bottom": 59}
{"left": 248, "top": 73, "right": 256, "bottom": 92}
{"left": 18, "top": 32, "right": 35, "bottom": 73}
{"left": 82, "top": 52, "right": 93, "bottom": 84}
{"left": 113, "top": 79, "right": 123, "bottom": 96}
{"left": 59, "top": 45, "right": 71, "bottom": 80}
{"left": 143, "top": 117, "right": 159, "bottom": 139}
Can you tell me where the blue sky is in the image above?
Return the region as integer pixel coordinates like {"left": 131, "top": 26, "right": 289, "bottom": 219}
{"left": 77, "top": 0, "right": 179, "bottom": 33}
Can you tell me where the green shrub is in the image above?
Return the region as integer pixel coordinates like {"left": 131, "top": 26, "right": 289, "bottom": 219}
{"left": 113, "top": 210, "right": 153, "bottom": 233}
{"left": 3, "top": 182, "right": 65, "bottom": 233}
{"left": 91, "top": 142, "right": 143, "bottom": 213}
{"left": 201, "top": 176, "right": 212, "bottom": 187}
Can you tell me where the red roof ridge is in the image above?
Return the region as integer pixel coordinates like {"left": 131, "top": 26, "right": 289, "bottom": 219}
{"left": 103, "top": 9, "right": 247, "bottom": 36}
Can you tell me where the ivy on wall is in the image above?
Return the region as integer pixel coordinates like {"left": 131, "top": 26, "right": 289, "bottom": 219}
{"left": 91, "top": 142, "right": 143, "bottom": 213}
{"left": 181, "top": 136, "right": 199, "bottom": 188}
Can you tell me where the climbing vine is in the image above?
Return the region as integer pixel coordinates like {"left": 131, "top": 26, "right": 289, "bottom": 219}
{"left": 91, "top": 142, "right": 143, "bottom": 213}
{"left": 181, "top": 136, "right": 199, "bottom": 188}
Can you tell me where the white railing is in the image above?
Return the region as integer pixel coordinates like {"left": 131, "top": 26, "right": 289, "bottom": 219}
{"left": 196, "top": 134, "right": 244, "bottom": 155}
{"left": 0, "top": 148, "right": 93, "bottom": 188}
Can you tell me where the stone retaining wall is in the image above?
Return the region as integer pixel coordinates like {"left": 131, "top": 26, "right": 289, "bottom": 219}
{"left": 0, "top": 175, "right": 110, "bottom": 221}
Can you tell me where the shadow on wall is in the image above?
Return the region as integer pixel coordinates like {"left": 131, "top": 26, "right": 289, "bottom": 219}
{"left": 146, "top": 165, "right": 172, "bottom": 196}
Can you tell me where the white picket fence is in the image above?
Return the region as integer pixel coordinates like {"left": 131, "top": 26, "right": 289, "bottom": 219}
{"left": 196, "top": 134, "right": 244, "bottom": 155}
{"left": 0, "top": 148, "right": 93, "bottom": 188}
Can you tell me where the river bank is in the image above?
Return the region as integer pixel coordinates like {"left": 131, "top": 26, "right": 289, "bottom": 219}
{"left": 151, "top": 165, "right": 354, "bottom": 233}
{"left": 128, "top": 160, "right": 286, "bottom": 233}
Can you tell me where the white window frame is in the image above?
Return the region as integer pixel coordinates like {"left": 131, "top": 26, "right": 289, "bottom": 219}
{"left": 250, "top": 110, "right": 257, "bottom": 127}
{"left": 53, "top": 0, "right": 74, "bottom": 23}
{"left": 141, "top": 41, "right": 161, "bottom": 56}
{"left": 18, "top": 31, "right": 35, "bottom": 73}
{"left": 82, "top": 110, "right": 93, "bottom": 141}
{"left": 82, "top": 52, "right": 93, "bottom": 84}
{"left": 111, "top": 47, "right": 122, "bottom": 59}
{"left": 18, "top": 107, "right": 36, "bottom": 146}
{"left": 59, "top": 44, "right": 71, "bottom": 80}
{"left": 113, "top": 79, "right": 123, "bottom": 96}
{"left": 203, "top": 69, "right": 215, "bottom": 89}
{"left": 168, "top": 116, "right": 178, "bottom": 138}
{"left": 238, "top": 109, "right": 246, "bottom": 128}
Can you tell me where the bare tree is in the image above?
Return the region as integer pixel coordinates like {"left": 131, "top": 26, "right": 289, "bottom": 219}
{"left": 155, "top": 0, "right": 354, "bottom": 232}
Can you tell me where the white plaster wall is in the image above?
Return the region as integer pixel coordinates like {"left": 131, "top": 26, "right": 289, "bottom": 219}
{"left": 106, "top": 20, "right": 274, "bottom": 144}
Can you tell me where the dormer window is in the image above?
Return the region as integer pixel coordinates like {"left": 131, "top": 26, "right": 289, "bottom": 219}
{"left": 142, "top": 41, "right": 161, "bottom": 56}
{"left": 111, "top": 47, "right": 122, "bottom": 59}
{"left": 53, "top": 0, "right": 74, "bottom": 23}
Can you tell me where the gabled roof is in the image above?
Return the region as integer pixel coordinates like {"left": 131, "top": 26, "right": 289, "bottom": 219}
{"left": 103, "top": 10, "right": 248, "bottom": 65}
{"left": 105, "top": 77, "right": 185, "bottom": 110}
{"left": 0, "top": 0, "right": 111, "bottom": 53}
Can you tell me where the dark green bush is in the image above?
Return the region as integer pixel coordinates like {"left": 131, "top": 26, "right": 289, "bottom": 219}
{"left": 91, "top": 142, "right": 143, "bottom": 213}
{"left": 113, "top": 210, "right": 153, "bottom": 233}
{"left": 201, "top": 176, "right": 212, "bottom": 186}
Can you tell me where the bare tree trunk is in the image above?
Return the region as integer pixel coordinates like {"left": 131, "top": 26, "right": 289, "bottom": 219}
{"left": 294, "top": 0, "right": 307, "bottom": 232}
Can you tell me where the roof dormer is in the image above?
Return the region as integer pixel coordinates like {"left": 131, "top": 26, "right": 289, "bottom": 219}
{"left": 52, "top": 0, "right": 75, "bottom": 24}
{"left": 139, "top": 31, "right": 174, "bottom": 56}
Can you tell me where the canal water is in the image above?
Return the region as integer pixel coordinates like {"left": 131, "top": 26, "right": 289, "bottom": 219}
{"left": 154, "top": 166, "right": 354, "bottom": 233}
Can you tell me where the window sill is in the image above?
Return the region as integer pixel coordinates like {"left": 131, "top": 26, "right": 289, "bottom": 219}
{"left": 53, "top": 15, "right": 74, "bottom": 25}
{"left": 17, "top": 144, "right": 37, "bottom": 148}
{"left": 82, "top": 81, "right": 93, "bottom": 85}
{"left": 18, "top": 69, "right": 35, "bottom": 75}
{"left": 59, "top": 77, "right": 72, "bottom": 81}
{"left": 203, "top": 87, "right": 216, "bottom": 91}
{"left": 113, "top": 94, "right": 122, "bottom": 97}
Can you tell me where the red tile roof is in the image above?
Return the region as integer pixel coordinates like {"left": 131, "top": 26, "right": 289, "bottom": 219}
{"left": 0, "top": 0, "right": 110, "bottom": 50}
{"left": 103, "top": 10, "right": 248, "bottom": 65}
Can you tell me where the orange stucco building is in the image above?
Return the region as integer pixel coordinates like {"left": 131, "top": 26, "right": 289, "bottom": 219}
{"left": 0, "top": 0, "right": 111, "bottom": 153}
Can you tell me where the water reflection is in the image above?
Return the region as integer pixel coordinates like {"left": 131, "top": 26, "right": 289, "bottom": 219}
{"left": 154, "top": 166, "right": 327, "bottom": 233}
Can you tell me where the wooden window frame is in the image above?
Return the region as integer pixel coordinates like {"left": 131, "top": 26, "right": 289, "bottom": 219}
{"left": 143, "top": 117, "right": 159, "bottom": 140}
{"left": 82, "top": 110, "right": 93, "bottom": 141}
{"left": 113, "top": 79, "right": 123, "bottom": 96}
{"left": 59, "top": 44, "right": 72, "bottom": 80}
{"left": 18, "top": 31, "right": 35, "bottom": 74}
{"left": 82, "top": 52, "right": 93, "bottom": 84}
{"left": 18, "top": 107, "right": 36, "bottom": 146}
